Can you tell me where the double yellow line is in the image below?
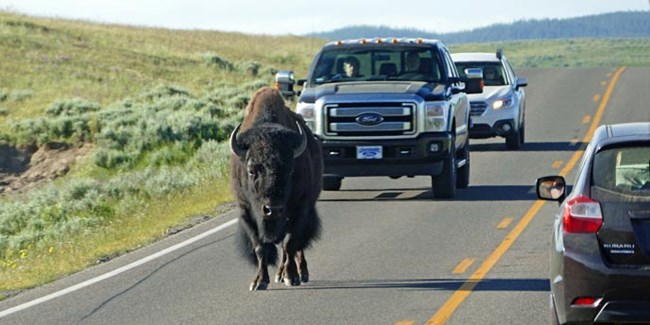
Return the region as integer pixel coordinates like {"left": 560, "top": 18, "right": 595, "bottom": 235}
{"left": 424, "top": 67, "right": 626, "bottom": 325}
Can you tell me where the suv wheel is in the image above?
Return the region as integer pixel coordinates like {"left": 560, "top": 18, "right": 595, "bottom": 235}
{"left": 323, "top": 176, "right": 342, "bottom": 191}
{"left": 432, "top": 140, "right": 457, "bottom": 199}
{"left": 505, "top": 126, "right": 522, "bottom": 150}
{"left": 456, "top": 137, "right": 470, "bottom": 188}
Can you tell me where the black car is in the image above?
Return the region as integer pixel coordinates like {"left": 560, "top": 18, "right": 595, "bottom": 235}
{"left": 537, "top": 122, "right": 650, "bottom": 324}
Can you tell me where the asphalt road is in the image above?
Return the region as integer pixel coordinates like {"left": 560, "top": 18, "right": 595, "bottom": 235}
{"left": 1, "top": 67, "right": 649, "bottom": 325}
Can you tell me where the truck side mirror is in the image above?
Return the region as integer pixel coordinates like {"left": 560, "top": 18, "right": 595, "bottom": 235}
{"left": 275, "top": 70, "right": 296, "bottom": 99}
{"left": 462, "top": 68, "right": 484, "bottom": 94}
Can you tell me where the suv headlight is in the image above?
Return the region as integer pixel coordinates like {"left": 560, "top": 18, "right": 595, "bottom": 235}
{"left": 424, "top": 102, "right": 448, "bottom": 132}
{"left": 296, "top": 102, "right": 316, "bottom": 131}
{"left": 492, "top": 96, "right": 513, "bottom": 110}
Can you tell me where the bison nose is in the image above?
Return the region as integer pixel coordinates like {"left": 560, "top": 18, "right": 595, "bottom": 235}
{"left": 262, "top": 205, "right": 283, "bottom": 218}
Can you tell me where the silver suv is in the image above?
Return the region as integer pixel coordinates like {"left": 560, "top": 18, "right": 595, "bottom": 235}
{"left": 451, "top": 50, "right": 527, "bottom": 150}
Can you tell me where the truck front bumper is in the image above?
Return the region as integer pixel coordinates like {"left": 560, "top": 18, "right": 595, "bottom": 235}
{"left": 319, "top": 133, "right": 453, "bottom": 178}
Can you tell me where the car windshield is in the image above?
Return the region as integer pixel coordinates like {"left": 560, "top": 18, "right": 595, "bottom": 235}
{"left": 592, "top": 145, "right": 650, "bottom": 194}
{"left": 455, "top": 61, "right": 508, "bottom": 86}
{"left": 310, "top": 46, "right": 444, "bottom": 85}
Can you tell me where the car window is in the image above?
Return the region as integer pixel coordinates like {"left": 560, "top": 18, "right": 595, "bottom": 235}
{"left": 592, "top": 146, "right": 650, "bottom": 194}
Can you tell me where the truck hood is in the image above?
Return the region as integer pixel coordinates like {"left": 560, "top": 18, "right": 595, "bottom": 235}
{"left": 299, "top": 81, "right": 448, "bottom": 103}
{"left": 466, "top": 86, "right": 511, "bottom": 102}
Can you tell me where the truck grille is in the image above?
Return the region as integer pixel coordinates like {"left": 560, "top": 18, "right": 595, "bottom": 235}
{"left": 470, "top": 101, "right": 488, "bottom": 116}
{"left": 324, "top": 102, "right": 416, "bottom": 137}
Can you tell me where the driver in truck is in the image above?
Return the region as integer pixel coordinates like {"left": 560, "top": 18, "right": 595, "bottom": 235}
{"left": 342, "top": 56, "right": 360, "bottom": 78}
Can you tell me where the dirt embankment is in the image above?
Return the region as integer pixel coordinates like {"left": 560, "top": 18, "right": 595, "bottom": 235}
{"left": 0, "top": 142, "right": 89, "bottom": 194}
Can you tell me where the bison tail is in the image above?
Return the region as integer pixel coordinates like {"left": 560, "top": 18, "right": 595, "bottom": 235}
{"left": 236, "top": 225, "right": 278, "bottom": 266}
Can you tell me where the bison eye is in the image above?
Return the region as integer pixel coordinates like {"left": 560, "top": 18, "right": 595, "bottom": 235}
{"left": 247, "top": 164, "right": 262, "bottom": 178}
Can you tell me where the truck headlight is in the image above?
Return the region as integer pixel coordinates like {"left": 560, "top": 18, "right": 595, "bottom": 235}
{"left": 296, "top": 102, "right": 316, "bottom": 131}
{"left": 492, "top": 96, "right": 513, "bottom": 110}
{"left": 424, "top": 102, "right": 448, "bottom": 132}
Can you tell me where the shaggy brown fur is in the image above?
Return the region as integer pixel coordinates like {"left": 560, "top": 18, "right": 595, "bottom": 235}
{"left": 230, "top": 87, "right": 323, "bottom": 291}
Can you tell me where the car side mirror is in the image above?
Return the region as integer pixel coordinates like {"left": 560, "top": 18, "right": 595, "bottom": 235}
{"left": 516, "top": 77, "right": 528, "bottom": 89}
{"left": 462, "top": 68, "right": 484, "bottom": 94}
{"left": 536, "top": 175, "right": 566, "bottom": 203}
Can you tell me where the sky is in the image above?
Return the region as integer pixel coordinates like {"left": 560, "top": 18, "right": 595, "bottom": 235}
{"left": 1, "top": 0, "right": 648, "bottom": 35}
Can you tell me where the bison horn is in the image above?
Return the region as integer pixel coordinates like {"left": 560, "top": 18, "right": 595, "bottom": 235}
{"left": 229, "top": 123, "right": 247, "bottom": 158}
{"left": 293, "top": 121, "right": 307, "bottom": 158}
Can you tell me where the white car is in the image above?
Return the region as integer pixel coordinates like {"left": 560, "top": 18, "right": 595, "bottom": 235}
{"left": 452, "top": 50, "right": 528, "bottom": 150}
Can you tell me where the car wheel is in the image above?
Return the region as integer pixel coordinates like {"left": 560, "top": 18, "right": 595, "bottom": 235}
{"left": 505, "top": 127, "right": 522, "bottom": 150}
{"left": 456, "top": 137, "right": 470, "bottom": 189}
{"left": 432, "top": 140, "right": 457, "bottom": 199}
{"left": 322, "top": 176, "right": 342, "bottom": 191}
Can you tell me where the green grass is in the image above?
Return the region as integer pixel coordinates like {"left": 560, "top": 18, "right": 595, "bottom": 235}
{"left": 0, "top": 11, "right": 648, "bottom": 297}
{"left": 449, "top": 38, "right": 650, "bottom": 68}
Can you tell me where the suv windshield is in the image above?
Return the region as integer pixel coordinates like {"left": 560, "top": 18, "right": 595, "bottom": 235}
{"left": 593, "top": 145, "right": 650, "bottom": 194}
{"left": 455, "top": 62, "right": 508, "bottom": 86}
{"left": 310, "top": 46, "right": 443, "bottom": 85}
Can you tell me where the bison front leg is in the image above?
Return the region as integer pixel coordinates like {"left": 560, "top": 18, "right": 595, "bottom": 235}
{"left": 280, "top": 235, "right": 301, "bottom": 286}
{"left": 275, "top": 248, "right": 287, "bottom": 283}
{"left": 251, "top": 244, "right": 272, "bottom": 291}
{"left": 295, "top": 250, "right": 309, "bottom": 283}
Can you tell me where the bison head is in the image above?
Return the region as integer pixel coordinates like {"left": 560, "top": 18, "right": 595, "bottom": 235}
{"left": 230, "top": 122, "right": 307, "bottom": 242}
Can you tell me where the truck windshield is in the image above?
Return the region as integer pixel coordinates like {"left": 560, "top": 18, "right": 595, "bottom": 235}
{"left": 310, "top": 47, "right": 443, "bottom": 85}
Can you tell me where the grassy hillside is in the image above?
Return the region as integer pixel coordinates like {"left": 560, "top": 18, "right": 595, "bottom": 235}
{"left": 0, "top": 11, "right": 648, "bottom": 297}
{"left": 0, "top": 11, "right": 323, "bottom": 297}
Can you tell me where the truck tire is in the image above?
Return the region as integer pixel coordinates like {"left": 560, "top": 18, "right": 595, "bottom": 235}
{"left": 456, "top": 137, "right": 470, "bottom": 189}
{"left": 432, "top": 141, "right": 457, "bottom": 199}
{"left": 323, "top": 176, "right": 342, "bottom": 191}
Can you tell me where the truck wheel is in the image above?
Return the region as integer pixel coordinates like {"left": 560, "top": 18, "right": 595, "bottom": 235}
{"left": 456, "top": 138, "right": 470, "bottom": 189}
{"left": 322, "top": 176, "right": 342, "bottom": 191}
{"left": 432, "top": 142, "right": 457, "bottom": 199}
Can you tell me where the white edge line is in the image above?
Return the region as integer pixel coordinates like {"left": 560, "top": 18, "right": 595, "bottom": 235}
{"left": 0, "top": 218, "right": 238, "bottom": 318}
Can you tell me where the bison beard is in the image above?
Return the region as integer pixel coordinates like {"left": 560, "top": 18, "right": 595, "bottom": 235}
{"left": 230, "top": 87, "right": 323, "bottom": 291}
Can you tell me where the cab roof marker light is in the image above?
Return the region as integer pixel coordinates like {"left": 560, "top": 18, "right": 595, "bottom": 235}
{"left": 360, "top": 39, "right": 367, "bottom": 44}
{"left": 417, "top": 38, "right": 423, "bottom": 44}
{"left": 392, "top": 38, "right": 399, "bottom": 43}
{"left": 376, "top": 38, "right": 383, "bottom": 44}
{"left": 336, "top": 40, "right": 343, "bottom": 46}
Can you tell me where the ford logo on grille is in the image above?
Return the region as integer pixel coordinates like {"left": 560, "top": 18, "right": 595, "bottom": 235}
{"left": 356, "top": 113, "right": 384, "bottom": 126}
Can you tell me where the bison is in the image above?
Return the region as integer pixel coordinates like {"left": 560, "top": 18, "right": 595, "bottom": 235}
{"left": 229, "top": 87, "right": 323, "bottom": 291}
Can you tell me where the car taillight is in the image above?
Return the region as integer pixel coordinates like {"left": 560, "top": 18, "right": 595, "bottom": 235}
{"left": 563, "top": 195, "right": 603, "bottom": 233}
{"left": 571, "top": 296, "right": 602, "bottom": 307}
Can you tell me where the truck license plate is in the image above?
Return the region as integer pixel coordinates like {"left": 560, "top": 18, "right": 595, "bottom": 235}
{"left": 356, "top": 146, "right": 383, "bottom": 159}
